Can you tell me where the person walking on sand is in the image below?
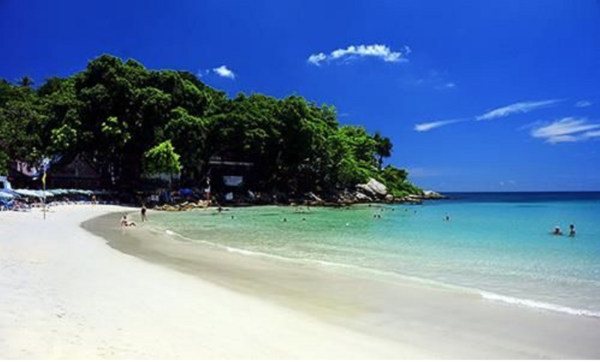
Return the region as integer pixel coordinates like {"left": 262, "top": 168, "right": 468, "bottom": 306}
{"left": 141, "top": 204, "right": 148, "bottom": 222}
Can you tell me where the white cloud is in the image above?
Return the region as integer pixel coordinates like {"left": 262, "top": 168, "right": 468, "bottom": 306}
{"left": 212, "top": 65, "right": 235, "bottom": 79}
{"left": 476, "top": 99, "right": 562, "bottom": 121}
{"left": 403, "top": 69, "right": 455, "bottom": 91}
{"left": 196, "top": 69, "right": 210, "bottom": 78}
{"left": 414, "top": 118, "right": 467, "bottom": 132}
{"left": 307, "top": 53, "right": 327, "bottom": 66}
{"left": 575, "top": 100, "right": 592, "bottom": 108}
{"left": 307, "top": 44, "right": 410, "bottom": 66}
{"left": 415, "top": 98, "right": 565, "bottom": 133}
{"left": 530, "top": 117, "right": 600, "bottom": 143}
{"left": 434, "top": 82, "right": 456, "bottom": 90}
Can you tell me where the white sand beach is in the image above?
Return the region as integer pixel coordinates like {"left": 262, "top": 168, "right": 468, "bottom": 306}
{"left": 2, "top": 206, "right": 600, "bottom": 359}
{"left": 0, "top": 206, "right": 427, "bottom": 359}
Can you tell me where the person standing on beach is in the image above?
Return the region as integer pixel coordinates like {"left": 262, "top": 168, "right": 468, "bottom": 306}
{"left": 141, "top": 204, "right": 147, "bottom": 222}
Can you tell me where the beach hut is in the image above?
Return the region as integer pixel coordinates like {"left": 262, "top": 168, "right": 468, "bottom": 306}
{"left": 45, "top": 155, "right": 102, "bottom": 189}
{"left": 208, "top": 155, "right": 255, "bottom": 190}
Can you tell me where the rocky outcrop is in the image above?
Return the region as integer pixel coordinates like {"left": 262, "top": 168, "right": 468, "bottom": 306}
{"left": 152, "top": 184, "right": 446, "bottom": 211}
{"left": 356, "top": 178, "right": 387, "bottom": 198}
{"left": 354, "top": 192, "right": 372, "bottom": 202}
{"left": 153, "top": 200, "right": 210, "bottom": 211}
{"left": 305, "top": 192, "right": 325, "bottom": 205}
{"left": 421, "top": 190, "right": 446, "bottom": 199}
{"left": 397, "top": 195, "right": 423, "bottom": 204}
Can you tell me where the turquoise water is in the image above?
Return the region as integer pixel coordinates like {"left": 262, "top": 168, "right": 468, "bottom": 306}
{"left": 149, "top": 192, "right": 600, "bottom": 317}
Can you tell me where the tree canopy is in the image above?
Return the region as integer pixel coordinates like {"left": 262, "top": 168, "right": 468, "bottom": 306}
{"left": 0, "top": 54, "right": 420, "bottom": 197}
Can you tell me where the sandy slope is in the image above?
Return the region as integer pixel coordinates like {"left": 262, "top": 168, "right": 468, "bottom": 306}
{"left": 0, "top": 206, "right": 427, "bottom": 359}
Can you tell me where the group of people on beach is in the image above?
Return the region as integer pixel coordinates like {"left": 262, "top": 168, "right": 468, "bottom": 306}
{"left": 120, "top": 204, "right": 148, "bottom": 227}
{"left": 552, "top": 224, "right": 576, "bottom": 237}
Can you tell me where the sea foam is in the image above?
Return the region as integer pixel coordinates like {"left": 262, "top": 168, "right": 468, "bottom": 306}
{"left": 480, "top": 291, "right": 600, "bottom": 318}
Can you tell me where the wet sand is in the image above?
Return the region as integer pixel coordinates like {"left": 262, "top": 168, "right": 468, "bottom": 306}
{"left": 0, "top": 206, "right": 425, "bottom": 359}
{"left": 84, "top": 210, "right": 600, "bottom": 359}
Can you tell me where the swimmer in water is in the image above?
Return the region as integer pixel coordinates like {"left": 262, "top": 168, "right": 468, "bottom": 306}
{"left": 569, "top": 224, "right": 576, "bottom": 237}
{"left": 552, "top": 226, "right": 563, "bottom": 236}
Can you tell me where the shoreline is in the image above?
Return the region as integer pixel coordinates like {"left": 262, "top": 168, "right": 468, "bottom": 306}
{"left": 141, "top": 219, "right": 600, "bottom": 319}
{"left": 85, "top": 209, "right": 600, "bottom": 359}
{"left": 0, "top": 205, "right": 427, "bottom": 359}
{"left": 2, "top": 206, "right": 600, "bottom": 358}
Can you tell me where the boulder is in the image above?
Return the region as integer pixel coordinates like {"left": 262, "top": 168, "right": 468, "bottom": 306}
{"left": 422, "top": 190, "right": 445, "bottom": 199}
{"left": 356, "top": 178, "right": 387, "bottom": 198}
{"left": 305, "top": 192, "right": 324, "bottom": 203}
{"left": 385, "top": 194, "right": 394, "bottom": 203}
{"left": 404, "top": 195, "right": 423, "bottom": 204}
{"left": 354, "top": 192, "right": 372, "bottom": 202}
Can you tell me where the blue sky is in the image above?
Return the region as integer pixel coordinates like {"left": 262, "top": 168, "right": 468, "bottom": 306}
{"left": 1, "top": 0, "right": 599, "bottom": 191}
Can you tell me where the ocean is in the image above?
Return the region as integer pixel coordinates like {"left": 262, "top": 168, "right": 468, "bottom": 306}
{"left": 148, "top": 192, "right": 600, "bottom": 318}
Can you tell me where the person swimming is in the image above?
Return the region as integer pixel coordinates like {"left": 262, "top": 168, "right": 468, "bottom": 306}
{"left": 552, "top": 226, "right": 563, "bottom": 236}
{"left": 569, "top": 224, "right": 576, "bottom": 237}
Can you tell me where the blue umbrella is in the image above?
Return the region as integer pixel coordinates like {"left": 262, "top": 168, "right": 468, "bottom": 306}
{"left": 179, "top": 188, "right": 195, "bottom": 197}
{"left": 0, "top": 191, "right": 15, "bottom": 199}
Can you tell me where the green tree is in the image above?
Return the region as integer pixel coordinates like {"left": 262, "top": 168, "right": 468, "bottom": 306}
{"left": 0, "top": 54, "right": 420, "bottom": 197}
{"left": 144, "top": 140, "right": 182, "bottom": 188}
{"left": 164, "top": 107, "right": 209, "bottom": 182}
{"left": 18, "top": 76, "right": 34, "bottom": 88}
{"left": 0, "top": 150, "right": 9, "bottom": 175}
{"left": 373, "top": 132, "right": 393, "bottom": 171}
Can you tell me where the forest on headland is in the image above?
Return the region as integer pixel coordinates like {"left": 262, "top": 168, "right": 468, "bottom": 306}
{"left": 0, "top": 54, "right": 421, "bottom": 201}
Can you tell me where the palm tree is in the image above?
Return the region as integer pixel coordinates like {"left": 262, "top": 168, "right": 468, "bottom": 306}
{"left": 18, "top": 76, "right": 34, "bottom": 88}
{"left": 374, "top": 132, "right": 393, "bottom": 171}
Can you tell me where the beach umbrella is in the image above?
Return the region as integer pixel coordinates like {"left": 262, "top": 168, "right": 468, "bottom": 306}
{"left": 179, "top": 188, "right": 195, "bottom": 197}
{"left": 14, "top": 189, "right": 41, "bottom": 198}
{"left": 93, "top": 190, "right": 110, "bottom": 195}
{"left": 0, "top": 191, "right": 15, "bottom": 199}
{"left": 47, "top": 189, "right": 67, "bottom": 196}
{"left": 40, "top": 190, "right": 54, "bottom": 198}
